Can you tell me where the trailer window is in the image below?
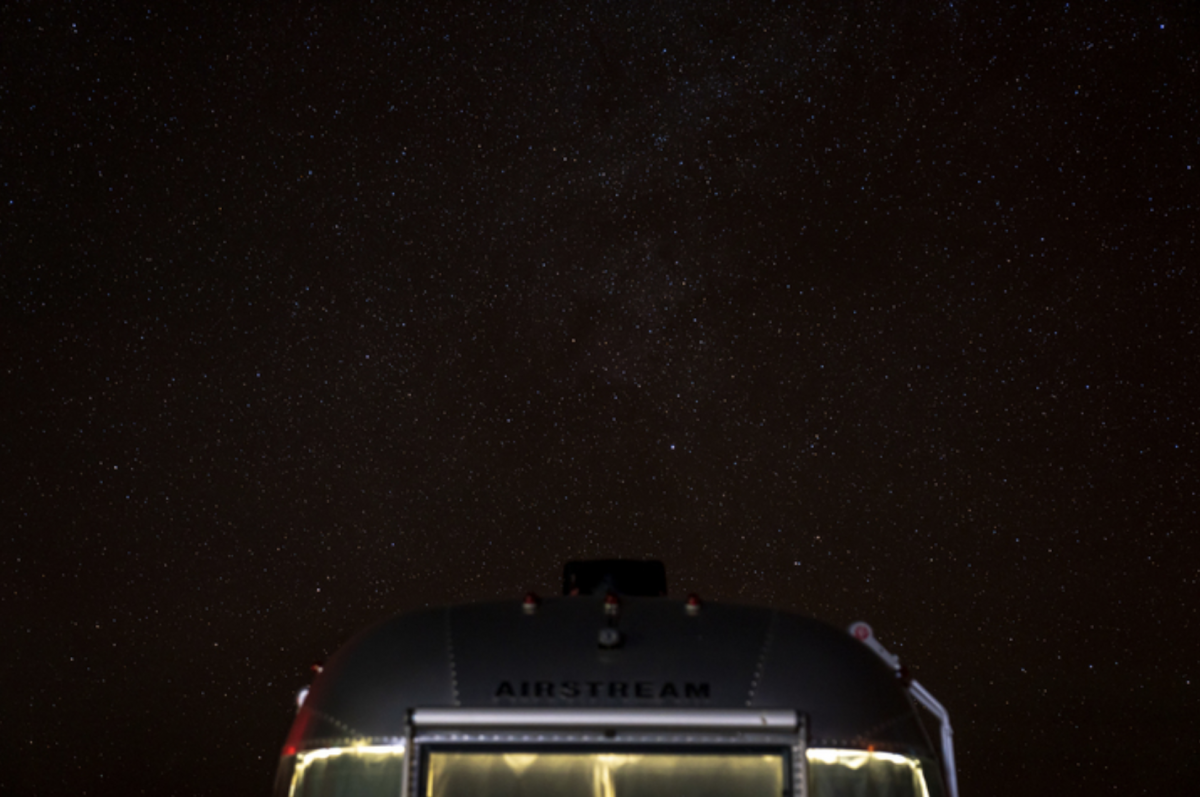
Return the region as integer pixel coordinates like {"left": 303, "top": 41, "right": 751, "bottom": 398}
{"left": 283, "top": 744, "right": 406, "bottom": 797}
{"left": 279, "top": 745, "right": 943, "bottom": 797}
{"left": 426, "top": 751, "right": 786, "bottom": 797}
{"left": 808, "top": 749, "right": 943, "bottom": 797}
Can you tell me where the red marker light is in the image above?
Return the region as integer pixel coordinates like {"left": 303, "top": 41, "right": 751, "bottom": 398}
{"left": 310, "top": 662, "right": 324, "bottom": 674}
{"left": 523, "top": 592, "right": 540, "bottom": 615}
{"left": 685, "top": 593, "right": 702, "bottom": 616}
{"left": 604, "top": 591, "right": 621, "bottom": 616}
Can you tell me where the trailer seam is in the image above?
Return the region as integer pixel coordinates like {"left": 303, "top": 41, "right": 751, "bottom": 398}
{"left": 446, "top": 606, "right": 461, "bottom": 706}
{"left": 746, "top": 609, "right": 779, "bottom": 706}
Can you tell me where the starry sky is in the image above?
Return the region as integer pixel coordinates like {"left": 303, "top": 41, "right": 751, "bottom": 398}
{"left": 3, "top": 1, "right": 1197, "bottom": 794}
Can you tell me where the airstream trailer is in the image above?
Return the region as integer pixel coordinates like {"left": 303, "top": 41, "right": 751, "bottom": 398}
{"left": 275, "top": 560, "right": 958, "bottom": 797}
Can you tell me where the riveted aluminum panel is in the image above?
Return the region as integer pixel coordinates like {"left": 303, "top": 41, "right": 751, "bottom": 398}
{"left": 450, "top": 598, "right": 773, "bottom": 707}
{"left": 284, "top": 596, "right": 936, "bottom": 759}
{"left": 290, "top": 607, "right": 455, "bottom": 745}
{"left": 747, "top": 611, "right": 930, "bottom": 750}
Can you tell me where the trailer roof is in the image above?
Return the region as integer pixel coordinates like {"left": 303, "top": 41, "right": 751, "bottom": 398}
{"left": 287, "top": 595, "right": 936, "bottom": 756}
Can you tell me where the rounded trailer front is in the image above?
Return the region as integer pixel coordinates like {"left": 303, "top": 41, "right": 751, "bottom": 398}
{"left": 275, "top": 565, "right": 956, "bottom": 797}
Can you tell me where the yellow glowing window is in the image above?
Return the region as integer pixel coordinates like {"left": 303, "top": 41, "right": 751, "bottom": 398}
{"left": 425, "top": 751, "right": 787, "bottom": 797}
{"left": 287, "top": 743, "right": 406, "bottom": 797}
{"left": 807, "top": 749, "right": 942, "bottom": 797}
{"left": 282, "top": 744, "right": 941, "bottom": 797}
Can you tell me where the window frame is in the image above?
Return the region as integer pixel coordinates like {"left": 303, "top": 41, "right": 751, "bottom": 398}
{"left": 406, "top": 709, "right": 808, "bottom": 797}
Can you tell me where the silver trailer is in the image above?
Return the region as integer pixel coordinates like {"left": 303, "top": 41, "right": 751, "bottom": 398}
{"left": 275, "top": 561, "right": 958, "bottom": 797}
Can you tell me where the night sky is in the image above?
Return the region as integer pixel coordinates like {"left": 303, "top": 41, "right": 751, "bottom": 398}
{"left": 3, "top": 1, "right": 1197, "bottom": 794}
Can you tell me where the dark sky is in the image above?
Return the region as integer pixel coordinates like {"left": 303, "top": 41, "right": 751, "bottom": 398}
{"left": 3, "top": 1, "right": 1197, "bottom": 794}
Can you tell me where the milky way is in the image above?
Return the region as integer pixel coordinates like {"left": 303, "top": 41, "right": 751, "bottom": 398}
{"left": 4, "top": 2, "right": 1196, "bottom": 795}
